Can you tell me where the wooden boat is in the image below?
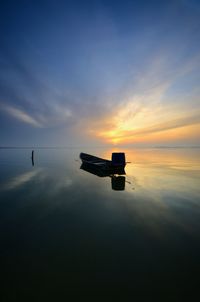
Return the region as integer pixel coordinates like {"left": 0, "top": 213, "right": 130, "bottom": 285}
{"left": 80, "top": 153, "right": 110, "bottom": 168}
{"left": 80, "top": 152, "right": 126, "bottom": 174}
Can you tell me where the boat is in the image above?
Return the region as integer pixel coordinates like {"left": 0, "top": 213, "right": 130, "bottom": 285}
{"left": 80, "top": 152, "right": 126, "bottom": 175}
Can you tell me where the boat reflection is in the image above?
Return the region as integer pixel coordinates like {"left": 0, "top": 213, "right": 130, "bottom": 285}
{"left": 80, "top": 162, "right": 126, "bottom": 191}
{"left": 111, "top": 176, "right": 126, "bottom": 191}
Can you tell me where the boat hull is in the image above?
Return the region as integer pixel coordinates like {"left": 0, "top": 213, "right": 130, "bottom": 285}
{"left": 80, "top": 153, "right": 126, "bottom": 178}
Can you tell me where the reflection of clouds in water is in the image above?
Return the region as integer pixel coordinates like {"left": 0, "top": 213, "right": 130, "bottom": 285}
{"left": 32, "top": 172, "right": 74, "bottom": 219}
{"left": 125, "top": 150, "right": 200, "bottom": 202}
{"left": 118, "top": 152, "right": 200, "bottom": 240}
{"left": 53, "top": 176, "right": 73, "bottom": 193}
{"left": 111, "top": 187, "right": 200, "bottom": 243}
{"left": 30, "top": 168, "right": 73, "bottom": 199}
{"left": 131, "top": 166, "right": 200, "bottom": 204}
{"left": 0, "top": 166, "right": 73, "bottom": 196}
{"left": 1, "top": 168, "right": 43, "bottom": 191}
{"left": 121, "top": 175, "right": 200, "bottom": 240}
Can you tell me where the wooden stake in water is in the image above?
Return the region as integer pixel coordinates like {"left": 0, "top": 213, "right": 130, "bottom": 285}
{"left": 31, "top": 150, "right": 34, "bottom": 166}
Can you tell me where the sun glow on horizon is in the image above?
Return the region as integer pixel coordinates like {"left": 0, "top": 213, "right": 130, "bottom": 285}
{"left": 92, "top": 100, "right": 200, "bottom": 146}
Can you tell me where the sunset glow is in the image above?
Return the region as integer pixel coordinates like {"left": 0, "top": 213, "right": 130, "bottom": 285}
{"left": 92, "top": 95, "right": 200, "bottom": 145}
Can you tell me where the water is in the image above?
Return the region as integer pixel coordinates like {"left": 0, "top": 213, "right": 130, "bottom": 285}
{"left": 0, "top": 147, "right": 200, "bottom": 299}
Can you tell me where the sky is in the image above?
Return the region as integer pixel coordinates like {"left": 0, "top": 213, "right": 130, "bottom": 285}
{"left": 0, "top": 0, "right": 200, "bottom": 147}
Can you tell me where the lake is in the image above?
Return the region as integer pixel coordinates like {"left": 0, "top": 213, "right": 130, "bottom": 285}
{"left": 0, "top": 147, "right": 200, "bottom": 299}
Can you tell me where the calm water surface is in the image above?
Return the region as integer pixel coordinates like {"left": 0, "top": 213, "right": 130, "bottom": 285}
{"left": 0, "top": 148, "right": 200, "bottom": 299}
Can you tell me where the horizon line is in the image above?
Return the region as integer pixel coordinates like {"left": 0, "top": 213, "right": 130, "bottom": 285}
{"left": 0, "top": 145, "right": 200, "bottom": 149}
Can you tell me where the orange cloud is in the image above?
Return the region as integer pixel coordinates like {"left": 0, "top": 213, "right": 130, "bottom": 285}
{"left": 90, "top": 108, "right": 200, "bottom": 145}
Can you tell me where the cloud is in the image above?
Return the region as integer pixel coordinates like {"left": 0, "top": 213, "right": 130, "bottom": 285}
{"left": 114, "top": 112, "right": 200, "bottom": 139}
{"left": 0, "top": 104, "right": 43, "bottom": 127}
{"left": 86, "top": 51, "right": 200, "bottom": 145}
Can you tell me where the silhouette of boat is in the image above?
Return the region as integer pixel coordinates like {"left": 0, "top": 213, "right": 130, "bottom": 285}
{"left": 80, "top": 152, "right": 126, "bottom": 170}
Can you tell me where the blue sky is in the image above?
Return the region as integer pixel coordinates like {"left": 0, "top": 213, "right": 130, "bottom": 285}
{"left": 0, "top": 0, "right": 200, "bottom": 146}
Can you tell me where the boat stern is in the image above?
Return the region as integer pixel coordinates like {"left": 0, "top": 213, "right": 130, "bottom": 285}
{"left": 111, "top": 152, "right": 126, "bottom": 167}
